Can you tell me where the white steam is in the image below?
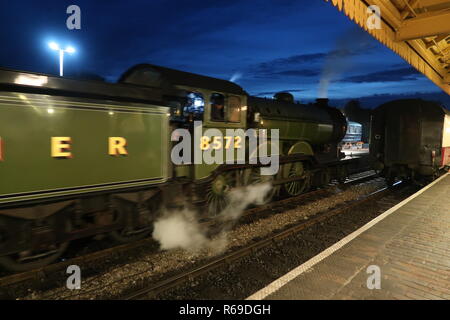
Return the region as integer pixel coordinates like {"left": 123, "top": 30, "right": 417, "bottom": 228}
{"left": 229, "top": 72, "right": 243, "bottom": 83}
{"left": 318, "top": 27, "right": 374, "bottom": 98}
{"left": 152, "top": 182, "right": 272, "bottom": 253}
{"left": 152, "top": 209, "right": 207, "bottom": 251}
{"left": 220, "top": 183, "right": 272, "bottom": 222}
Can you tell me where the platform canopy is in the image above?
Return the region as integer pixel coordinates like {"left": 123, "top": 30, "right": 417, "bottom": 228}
{"left": 325, "top": 0, "right": 450, "bottom": 95}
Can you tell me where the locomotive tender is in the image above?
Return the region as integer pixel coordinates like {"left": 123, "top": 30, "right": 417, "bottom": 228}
{"left": 370, "top": 99, "right": 450, "bottom": 184}
{"left": 0, "top": 64, "right": 354, "bottom": 271}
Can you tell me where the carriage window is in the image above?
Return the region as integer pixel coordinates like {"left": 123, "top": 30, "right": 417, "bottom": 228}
{"left": 228, "top": 96, "right": 241, "bottom": 123}
{"left": 210, "top": 93, "right": 225, "bottom": 121}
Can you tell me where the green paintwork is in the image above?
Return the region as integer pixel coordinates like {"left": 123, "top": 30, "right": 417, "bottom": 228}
{"left": 0, "top": 92, "right": 170, "bottom": 204}
{"left": 175, "top": 87, "right": 248, "bottom": 181}
{"left": 257, "top": 118, "right": 333, "bottom": 145}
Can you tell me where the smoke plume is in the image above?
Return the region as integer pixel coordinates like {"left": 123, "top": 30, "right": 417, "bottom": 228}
{"left": 229, "top": 72, "right": 243, "bottom": 83}
{"left": 318, "top": 27, "right": 374, "bottom": 98}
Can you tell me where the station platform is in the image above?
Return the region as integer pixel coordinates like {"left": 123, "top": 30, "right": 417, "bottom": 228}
{"left": 248, "top": 173, "right": 450, "bottom": 300}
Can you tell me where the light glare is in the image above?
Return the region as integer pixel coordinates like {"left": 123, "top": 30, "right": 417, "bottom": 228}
{"left": 15, "top": 74, "right": 48, "bottom": 87}
{"left": 49, "top": 42, "right": 59, "bottom": 51}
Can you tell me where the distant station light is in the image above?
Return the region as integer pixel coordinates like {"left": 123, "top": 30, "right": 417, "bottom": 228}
{"left": 48, "top": 42, "right": 76, "bottom": 77}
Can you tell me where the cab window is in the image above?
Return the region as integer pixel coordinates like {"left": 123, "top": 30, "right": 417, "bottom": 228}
{"left": 210, "top": 93, "right": 225, "bottom": 121}
{"left": 185, "top": 92, "right": 204, "bottom": 120}
{"left": 228, "top": 96, "right": 241, "bottom": 123}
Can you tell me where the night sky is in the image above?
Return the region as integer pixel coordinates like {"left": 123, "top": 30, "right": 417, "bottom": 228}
{"left": 1, "top": 0, "right": 448, "bottom": 107}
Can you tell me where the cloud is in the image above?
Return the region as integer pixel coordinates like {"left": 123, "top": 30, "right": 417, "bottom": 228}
{"left": 256, "top": 53, "right": 327, "bottom": 71}
{"left": 252, "top": 68, "right": 320, "bottom": 79}
{"left": 270, "top": 69, "right": 320, "bottom": 77}
{"left": 247, "top": 54, "right": 325, "bottom": 80}
{"left": 254, "top": 45, "right": 375, "bottom": 73}
{"left": 340, "top": 67, "right": 422, "bottom": 83}
{"left": 255, "top": 88, "right": 304, "bottom": 96}
{"left": 329, "top": 91, "right": 450, "bottom": 109}
{"left": 248, "top": 39, "right": 377, "bottom": 81}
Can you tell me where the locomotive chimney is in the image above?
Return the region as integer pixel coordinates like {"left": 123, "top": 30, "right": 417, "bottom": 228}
{"left": 316, "top": 98, "right": 329, "bottom": 107}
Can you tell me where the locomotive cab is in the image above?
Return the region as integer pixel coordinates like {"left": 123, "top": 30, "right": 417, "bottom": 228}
{"left": 119, "top": 63, "right": 248, "bottom": 128}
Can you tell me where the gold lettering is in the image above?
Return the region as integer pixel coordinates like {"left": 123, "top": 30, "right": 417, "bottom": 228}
{"left": 51, "top": 137, "right": 72, "bottom": 158}
{"left": 109, "top": 137, "right": 128, "bottom": 156}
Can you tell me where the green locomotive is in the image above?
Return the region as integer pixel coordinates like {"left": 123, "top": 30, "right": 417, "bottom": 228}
{"left": 0, "top": 64, "right": 356, "bottom": 271}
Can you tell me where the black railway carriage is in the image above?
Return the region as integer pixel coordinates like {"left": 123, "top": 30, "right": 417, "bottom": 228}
{"left": 370, "top": 99, "right": 450, "bottom": 183}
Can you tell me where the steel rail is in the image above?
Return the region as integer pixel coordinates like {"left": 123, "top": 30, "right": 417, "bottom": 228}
{"left": 0, "top": 171, "right": 377, "bottom": 289}
{"left": 120, "top": 181, "right": 404, "bottom": 300}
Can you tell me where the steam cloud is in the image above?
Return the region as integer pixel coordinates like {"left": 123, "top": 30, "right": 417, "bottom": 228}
{"left": 229, "top": 72, "right": 243, "bottom": 83}
{"left": 318, "top": 27, "right": 374, "bottom": 98}
{"left": 152, "top": 209, "right": 208, "bottom": 251}
{"left": 152, "top": 183, "right": 272, "bottom": 254}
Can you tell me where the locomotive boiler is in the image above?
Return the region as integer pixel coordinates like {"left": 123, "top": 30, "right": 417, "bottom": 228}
{"left": 120, "top": 64, "right": 351, "bottom": 211}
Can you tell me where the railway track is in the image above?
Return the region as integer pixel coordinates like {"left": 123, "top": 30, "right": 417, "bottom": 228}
{"left": 0, "top": 170, "right": 377, "bottom": 296}
{"left": 119, "top": 179, "right": 409, "bottom": 300}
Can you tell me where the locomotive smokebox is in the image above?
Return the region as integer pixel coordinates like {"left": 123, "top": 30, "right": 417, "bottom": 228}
{"left": 316, "top": 98, "right": 329, "bottom": 107}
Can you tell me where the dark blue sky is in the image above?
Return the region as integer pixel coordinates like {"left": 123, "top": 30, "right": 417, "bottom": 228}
{"left": 0, "top": 0, "right": 447, "bottom": 107}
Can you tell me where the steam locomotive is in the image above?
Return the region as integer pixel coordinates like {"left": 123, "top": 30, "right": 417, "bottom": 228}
{"left": 0, "top": 64, "right": 360, "bottom": 271}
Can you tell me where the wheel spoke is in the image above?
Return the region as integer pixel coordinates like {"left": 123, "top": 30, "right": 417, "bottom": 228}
{"left": 206, "top": 172, "right": 235, "bottom": 216}
{"left": 284, "top": 161, "right": 309, "bottom": 196}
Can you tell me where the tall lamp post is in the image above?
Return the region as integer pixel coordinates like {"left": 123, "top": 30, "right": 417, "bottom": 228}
{"left": 48, "top": 42, "right": 75, "bottom": 77}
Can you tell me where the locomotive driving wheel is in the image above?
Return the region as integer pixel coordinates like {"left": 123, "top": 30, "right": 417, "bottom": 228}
{"left": 206, "top": 172, "right": 234, "bottom": 217}
{"left": 283, "top": 162, "right": 310, "bottom": 196}
{"left": 0, "top": 216, "right": 70, "bottom": 272}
